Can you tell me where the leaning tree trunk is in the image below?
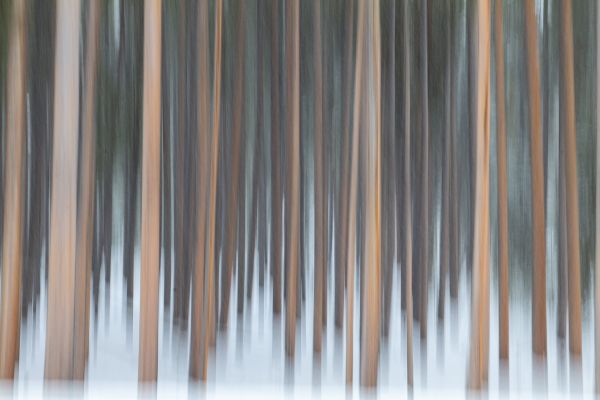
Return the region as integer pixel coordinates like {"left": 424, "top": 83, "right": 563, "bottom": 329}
{"left": 73, "top": 0, "right": 100, "bottom": 380}
{"left": 559, "top": 0, "right": 582, "bottom": 356}
{"left": 524, "top": 0, "right": 547, "bottom": 357}
{"left": 0, "top": 0, "right": 26, "bottom": 379}
{"left": 495, "top": 0, "right": 509, "bottom": 361}
{"left": 202, "top": 0, "right": 223, "bottom": 381}
{"left": 138, "top": 0, "right": 161, "bottom": 382}
{"left": 467, "top": 0, "right": 491, "bottom": 389}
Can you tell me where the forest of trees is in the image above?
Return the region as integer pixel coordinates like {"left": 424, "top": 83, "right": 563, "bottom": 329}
{"left": 0, "top": 0, "right": 598, "bottom": 393}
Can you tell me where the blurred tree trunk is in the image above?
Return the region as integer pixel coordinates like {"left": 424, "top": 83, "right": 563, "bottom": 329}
{"left": 284, "top": 0, "right": 300, "bottom": 358}
{"left": 138, "top": 0, "right": 161, "bottom": 382}
{"left": 336, "top": 0, "right": 354, "bottom": 331}
{"left": 595, "top": 0, "right": 600, "bottom": 388}
{"left": 270, "top": 0, "right": 282, "bottom": 316}
{"left": 360, "top": 0, "right": 381, "bottom": 387}
{"left": 419, "top": 0, "right": 430, "bottom": 340}
{"left": 73, "top": 0, "right": 100, "bottom": 380}
{"left": 403, "top": 0, "right": 413, "bottom": 387}
{"left": 495, "top": 0, "right": 509, "bottom": 361}
{"left": 0, "top": 0, "right": 26, "bottom": 379}
{"left": 557, "top": 124, "right": 568, "bottom": 338}
{"left": 524, "top": 0, "right": 547, "bottom": 357}
{"left": 190, "top": 0, "right": 210, "bottom": 381}
{"left": 559, "top": 0, "right": 582, "bottom": 355}
{"left": 449, "top": 0, "right": 460, "bottom": 300}
{"left": 220, "top": 1, "right": 245, "bottom": 329}
{"left": 467, "top": 0, "right": 491, "bottom": 389}
{"left": 45, "top": 0, "right": 80, "bottom": 379}
{"left": 202, "top": 0, "right": 222, "bottom": 380}
{"left": 313, "top": 0, "right": 324, "bottom": 354}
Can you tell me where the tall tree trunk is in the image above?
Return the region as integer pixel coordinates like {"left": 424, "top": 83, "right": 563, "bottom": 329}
{"left": 220, "top": 2, "right": 245, "bottom": 329}
{"left": 360, "top": 0, "right": 381, "bottom": 387}
{"left": 73, "top": 0, "right": 100, "bottom": 380}
{"left": 559, "top": 0, "right": 582, "bottom": 355}
{"left": 270, "top": 0, "right": 282, "bottom": 316}
{"left": 190, "top": 0, "right": 210, "bottom": 380}
{"left": 0, "top": 0, "right": 26, "bottom": 379}
{"left": 45, "top": 0, "right": 81, "bottom": 379}
{"left": 419, "top": 0, "right": 430, "bottom": 340}
{"left": 595, "top": 0, "right": 600, "bottom": 388}
{"left": 524, "top": 0, "right": 547, "bottom": 357}
{"left": 345, "top": 0, "right": 365, "bottom": 383}
{"left": 557, "top": 126, "right": 568, "bottom": 338}
{"left": 403, "top": 0, "right": 413, "bottom": 386}
{"left": 138, "top": 0, "right": 161, "bottom": 382}
{"left": 495, "top": 0, "right": 509, "bottom": 361}
{"left": 202, "top": 0, "right": 222, "bottom": 380}
{"left": 467, "top": 0, "right": 491, "bottom": 388}
{"left": 312, "top": 0, "right": 325, "bottom": 354}
{"left": 284, "top": 0, "right": 300, "bottom": 358}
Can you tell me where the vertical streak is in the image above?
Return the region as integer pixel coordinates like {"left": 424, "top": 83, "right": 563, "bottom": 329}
{"left": 138, "top": 0, "right": 162, "bottom": 382}
{"left": 45, "top": 0, "right": 81, "bottom": 380}
{"left": 0, "top": 0, "right": 26, "bottom": 380}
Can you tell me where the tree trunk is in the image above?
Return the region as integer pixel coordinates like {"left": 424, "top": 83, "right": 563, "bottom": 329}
{"left": 312, "top": 0, "right": 325, "bottom": 354}
{"left": 0, "top": 0, "right": 26, "bottom": 379}
{"left": 73, "top": 0, "right": 100, "bottom": 380}
{"left": 419, "top": 0, "right": 430, "bottom": 340}
{"left": 360, "top": 0, "right": 381, "bottom": 387}
{"left": 595, "top": 0, "right": 600, "bottom": 389}
{"left": 189, "top": 0, "right": 210, "bottom": 380}
{"left": 138, "top": 0, "right": 161, "bottom": 382}
{"left": 495, "top": 0, "right": 509, "bottom": 361}
{"left": 270, "top": 0, "right": 282, "bottom": 316}
{"left": 467, "top": 0, "right": 491, "bottom": 388}
{"left": 559, "top": 0, "right": 582, "bottom": 356}
{"left": 284, "top": 0, "right": 300, "bottom": 358}
{"left": 403, "top": 0, "right": 413, "bottom": 387}
{"left": 524, "top": 0, "right": 547, "bottom": 357}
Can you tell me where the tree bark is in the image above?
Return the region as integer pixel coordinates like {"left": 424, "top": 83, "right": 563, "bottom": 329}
{"left": 0, "top": 0, "right": 26, "bottom": 379}
{"left": 559, "top": 0, "right": 582, "bottom": 356}
{"left": 138, "top": 0, "right": 161, "bottom": 382}
{"left": 595, "top": 0, "right": 600, "bottom": 389}
{"left": 524, "top": 0, "right": 547, "bottom": 357}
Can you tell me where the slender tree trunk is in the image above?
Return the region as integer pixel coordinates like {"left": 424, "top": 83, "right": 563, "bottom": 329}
{"left": 467, "top": 0, "right": 491, "bottom": 388}
{"left": 284, "top": 0, "right": 300, "bottom": 358}
{"left": 138, "top": 0, "right": 161, "bottom": 382}
{"left": 524, "top": 0, "right": 547, "bottom": 357}
{"left": 559, "top": 0, "right": 582, "bottom": 355}
{"left": 73, "top": 0, "right": 100, "bottom": 380}
{"left": 403, "top": 0, "right": 413, "bottom": 387}
{"left": 495, "top": 0, "right": 509, "bottom": 361}
{"left": 237, "top": 142, "right": 247, "bottom": 315}
{"left": 557, "top": 127, "right": 568, "bottom": 338}
{"left": 313, "top": 0, "right": 325, "bottom": 354}
{"left": 202, "top": 0, "right": 222, "bottom": 380}
{"left": 419, "top": 0, "right": 430, "bottom": 340}
{"left": 45, "top": 0, "right": 81, "bottom": 379}
{"left": 190, "top": 0, "right": 210, "bottom": 380}
{"left": 270, "top": 0, "right": 282, "bottom": 316}
{"left": 0, "top": 0, "right": 26, "bottom": 379}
